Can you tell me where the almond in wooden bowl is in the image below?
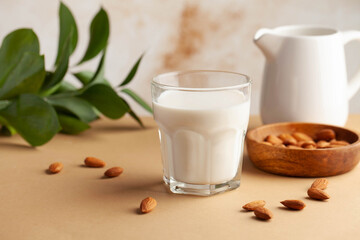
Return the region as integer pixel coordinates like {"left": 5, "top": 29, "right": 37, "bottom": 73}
{"left": 245, "top": 122, "right": 360, "bottom": 177}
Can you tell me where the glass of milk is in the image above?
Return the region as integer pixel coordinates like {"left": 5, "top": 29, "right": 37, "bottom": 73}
{"left": 151, "top": 70, "right": 251, "bottom": 196}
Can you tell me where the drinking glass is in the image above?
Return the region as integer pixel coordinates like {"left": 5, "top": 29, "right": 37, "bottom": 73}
{"left": 151, "top": 70, "right": 251, "bottom": 196}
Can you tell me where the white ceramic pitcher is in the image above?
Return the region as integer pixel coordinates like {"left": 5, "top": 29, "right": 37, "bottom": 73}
{"left": 254, "top": 25, "right": 360, "bottom": 126}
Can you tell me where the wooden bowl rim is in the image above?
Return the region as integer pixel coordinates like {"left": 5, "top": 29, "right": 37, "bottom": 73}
{"left": 246, "top": 122, "right": 360, "bottom": 151}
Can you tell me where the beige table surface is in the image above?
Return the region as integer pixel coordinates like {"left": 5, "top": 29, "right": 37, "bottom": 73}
{"left": 1, "top": 115, "right": 360, "bottom": 240}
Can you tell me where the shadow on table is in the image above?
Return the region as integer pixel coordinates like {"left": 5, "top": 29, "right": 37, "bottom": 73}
{"left": 241, "top": 154, "right": 267, "bottom": 177}
{"left": 92, "top": 174, "right": 167, "bottom": 195}
{"left": 241, "top": 152, "right": 285, "bottom": 181}
{"left": 0, "top": 141, "right": 34, "bottom": 151}
{"left": 92, "top": 174, "right": 203, "bottom": 200}
{"left": 91, "top": 124, "right": 156, "bottom": 133}
{"left": 118, "top": 179, "right": 166, "bottom": 194}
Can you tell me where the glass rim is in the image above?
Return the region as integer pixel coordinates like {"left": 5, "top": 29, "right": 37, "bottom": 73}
{"left": 152, "top": 70, "right": 251, "bottom": 92}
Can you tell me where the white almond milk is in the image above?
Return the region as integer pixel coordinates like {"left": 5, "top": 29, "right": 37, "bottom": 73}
{"left": 154, "top": 90, "right": 250, "bottom": 185}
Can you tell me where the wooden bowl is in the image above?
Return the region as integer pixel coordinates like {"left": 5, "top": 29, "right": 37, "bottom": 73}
{"left": 245, "top": 122, "right": 360, "bottom": 177}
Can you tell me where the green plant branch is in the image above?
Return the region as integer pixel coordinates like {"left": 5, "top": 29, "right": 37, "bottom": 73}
{"left": 0, "top": 1, "right": 150, "bottom": 146}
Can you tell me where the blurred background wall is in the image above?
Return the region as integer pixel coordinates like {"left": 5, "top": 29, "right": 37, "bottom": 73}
{"left": 0, "top": 0, "right": 359, "bottom": 116}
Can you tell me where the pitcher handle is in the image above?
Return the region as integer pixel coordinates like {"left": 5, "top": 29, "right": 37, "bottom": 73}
{"left": 343, "top": 31, "right": 360, "bottom": 100}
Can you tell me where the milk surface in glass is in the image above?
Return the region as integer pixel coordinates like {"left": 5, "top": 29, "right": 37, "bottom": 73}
{"left": 154, "top": 90, "right": 250, "bottom": 185}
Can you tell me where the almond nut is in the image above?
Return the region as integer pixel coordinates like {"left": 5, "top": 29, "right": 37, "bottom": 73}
{"left": 261, "top": 141, "right": 273, "bottom": 146}
{"left": 301, "top": 141, "right": 317, "bottom": 149}
{"left": 254, "top": 207, "right": 273, "bottom": 220}
{"left": 264, "top": 135, "right": 283, "bottom": 145}
{"left": 278, "top": 133, "right": 297, "bottom": 145}
{"left": 329, "top": 144, "right": 344, "bottom": 148}
{"left": 242, "top": 200, "right": 266, "bottom": 211}
{"left": 329, "top": 140, "right": 350, "bottom": 146}
{"left": 287, "top": 145, "right": 302, "bottom": 149}
{"left": 104, "top": 167, "right": 124, "bottom": 178}
{"left": 303, "top": 145, "right": 316, "bottom": 149}
{"left": 48, "top": 162, "right": 63, "bottom": 174}
{"left": 84, "top": 157, "right": 106, "bottom": 168}
{"left": 316, "top": 129, "right": 336, "bottom": 141}
{"left": 316, "top": 140, "right": 330, "bottom": 148}
{"left": 292, "top": 132, "right": 313, "bottom": 142}
{"left": 307, "top": 188, "right": 330, "bottom": 200}
{"left": 296, "top": 141, "right": 305, "bottom": 147}
{"left": 311, "top": 178, "right": 328, "bottom": 190}
{"left": 140, "top": 197, "right": 157, "bottom": 213}
{"left": 280, "top": 200, "right": 306, "bottom": 210}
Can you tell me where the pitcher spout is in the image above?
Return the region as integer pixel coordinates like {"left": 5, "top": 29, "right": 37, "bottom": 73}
{"left": 254, "top": 28, "right": 278, "bottom": 60}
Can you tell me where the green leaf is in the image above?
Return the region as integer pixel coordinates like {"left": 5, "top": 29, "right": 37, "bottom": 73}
{"left": 43, "top": 32, "right": 72, "bottom": 90}
{"left": 80, "top": 84, "right": 129, "bottom": 119}
{"left": 78, "top": 8, "right": 109, "bottom": 64}
{"left": 57, "top": 114, "right": 90, "bottom": 134}
{"left": 0, "top": 115, "right": 16, "bottom": 136}
{"left": 0, "top": 125, "right": 17, "bottom": 136}
{"left": 55, "top": 81, "right": 78, "bottom": 93}
{"left": 122, "top": 99, "right": 143, "bottom": 127}
{"left": 73, "top": 71, "right": 93, "bottom": 85}
{"left": 73, "top": 71, "right": 110, "bottom": 87}
{"left": 74, "top": 51, "right": 108, "bottom": 87}
{"left": 0, "top": 100, "right": 10, "bottom": 110}
{"left": 119, "top": 54, "right": 144, "bottom": 87}
{"left": 0, "top": 52, "right": 45, "bottom": 99}
{"left": 88, "top": 51, "right": 106, "bottom": 85}
{"left": 41, "top": 79, "right": 78, "bottom": 97}
{"left": 0, "top": 94, "right": 61, "bottom": 146}
{"left": 47, "top": 96, "right": 98, "bottom": 123}
{"left": 121, "top": 88, "right": 153, "bottom": 114}
{"left": 55, "top": 2, "right": 78, "bottom": 65}
{"left": 128, "top": 109, "right": 144, "bottom": 127}
{"left": 47, "top": 90, "right": 79, "bottom": 100}
{"left": 39, "top": 72, "right": 59, "bottom": 96}
{"left": 0, "top": 29, "right": 40, "bottom": 86}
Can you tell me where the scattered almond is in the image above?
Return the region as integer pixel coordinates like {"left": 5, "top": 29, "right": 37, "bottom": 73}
{"left": 84, "top": 157, "right": 106, "bottom": 168}
{"left": 311, "top": 178, "right": 328, "bottom": 190}
{"left": 307, "top": 188, "right": 330, "bottom": 200}
{"left": 280, "top": 200, "right": 306, "bottom": 210}
{"left": 292, "top": 132, "right": 313, "bottom": 142}
{"left": 278, "top": 133, "right": 297, "bottom": 145}
{"left": 104, "top": 167, "right": 124, "bottom": 178}
{"left": 140, "top": 197, "right": 157, "bottom": 213}
{"left": 48, "top": 162, "right": 63, "bottom": 174}
{"left": 242, "top": 200, "right": 266, "bottom": 211}
{"left": 316, "top": 129, "right": 336, "bottom": 141}
{"left": 254, "top": 207, "right": 273, "bottom": 220}
{"left": 264, "top": 135, "right": 283, "bottom": 145}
